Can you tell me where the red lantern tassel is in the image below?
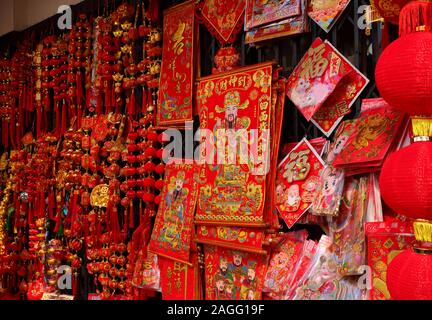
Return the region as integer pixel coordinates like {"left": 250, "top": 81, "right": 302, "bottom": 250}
{"left": 48, "top": 190, "right": 55, "bottom": 220}
{"left": 96, "top": 94, "right": 102, "bottom": 115}
{"left": 76, "top": 72, "right": 84, "bottom": 105}
{"left": 55, "top": 103, "right": 61, "bottom": 138}
{"left": 36, "top": 106, "right": 42, "bottom": 139}
{"left": 9, "top": 105, "right": 16, "bottom": 150}
{"left": 39, "top": 191, "right": 45, "bottom": 218}
{"left": 399, "top": 1, "right": 432, "bottom": 36}
{"left": 128, "top": 89, "right": 136, "bottom": 117}
{"left": 61, "top": 102, "right": 67, "bottom": 135}
{"left": 73, "top": 274, "right": 79, "bottom": 297}
{"left": 2, "top": 119, "right": 9, "bottom": 149}
{"left": 77, "top": 106, "right": 83, "bottom": 130}
{"left": 129, "top": 203, "right": 135, "bottom": 229}
{"left": 27, "top": 204, "right": 33, "bottom": 226}
{"left": 104, "top": 87, "right": 111, "bottom": 112}
{"left": 142, "top": 88, "right": 148, "bottom": 114}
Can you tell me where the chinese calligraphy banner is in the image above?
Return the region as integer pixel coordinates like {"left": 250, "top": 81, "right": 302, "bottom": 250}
{"left": 159, "top": 254, "right": 202, "bottom": 300}
{"left": 149, "top": 162, "right": 199, "bottom": 264}
{"left": 275, "top": 138, "right": 325, "bottom": 229}
{"left": 157, "top": 0, "right": 195, "bottom": 127}
{"left": 195, "top": 62, "right": 274, "bottom": 227}
{"left": 204, "top": 245, "right": 268, "bottom": 300}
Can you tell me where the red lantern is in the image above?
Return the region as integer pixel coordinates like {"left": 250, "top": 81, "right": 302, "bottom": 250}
{"left": 387, "top": 249, "right": 432, "bottom": 300}
{"left": 380, "top": 142, "right": 432, "bottom": 220}
{"left": 376, "top": 2, "right": 432, "bottom": 116}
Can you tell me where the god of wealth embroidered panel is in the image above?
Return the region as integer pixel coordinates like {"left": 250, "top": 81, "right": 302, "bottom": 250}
{"left": 195, "top": 63, "right": 274, "bottom": 227}
{"left": 149, "top": 162, "right": 199, "bottom": 264}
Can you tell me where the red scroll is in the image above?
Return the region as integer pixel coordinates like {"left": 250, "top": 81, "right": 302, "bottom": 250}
{"left": 157, "top": 1, "right": 195, "bottom": 127}
{"left": 204, "top": 245, "right": 268, "bottom": 300}
{"left": 195, "top": 63, "right": 274, "bottom": 227}
{"left": 149, "top": 162, "right": 199, "bottom": 264}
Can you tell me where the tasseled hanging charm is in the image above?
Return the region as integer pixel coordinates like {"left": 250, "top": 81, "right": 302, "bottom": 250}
{"left": 128, "top": 89, "right": 136, "bottom": 117}
{"left": 2, "top": 119, "right": 9, "bottom": 149}
{"left": 399, "top": 0, "right": 432, "bottom": 36}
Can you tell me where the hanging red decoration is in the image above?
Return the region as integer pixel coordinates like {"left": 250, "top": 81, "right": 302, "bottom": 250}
{"left": 387, "top": 249, "right": 432, "bottom": 300}
{"left": 376, "top": 1, "right": 432, "bottom": 116}
{"left": 370, "top": 0, "right": 412, "bottom": 24}
{"left": 380, "top": 142, "right": 432, "bottom": 220}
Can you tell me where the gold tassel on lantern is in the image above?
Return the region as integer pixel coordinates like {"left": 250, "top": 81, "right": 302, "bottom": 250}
{"left": 413, "top": 220, "right": 432, "bottom": 244}
{"left": 412, "top": 117, "right": 432, "bottom": 141}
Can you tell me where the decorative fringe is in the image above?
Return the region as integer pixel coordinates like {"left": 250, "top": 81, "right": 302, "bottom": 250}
{"left": 399, "top": 1, "right": 432, "bottom": 36}
{"left": 414, "top": 220, "right": 432, "bottom": 243}
{"left": 36, "top": 106, "right": 42, "bottom": 139}
{"left": 96, "top": 94, "right": 102, "bottom": 115}
{"left": 2, "top": 120, "right": 9, "bottom": 149}
{"left": 412, "top": 117, "right": 432, "bottom": 139}
{"left": 128, "top": 89, "right": 136, "bottom": 117}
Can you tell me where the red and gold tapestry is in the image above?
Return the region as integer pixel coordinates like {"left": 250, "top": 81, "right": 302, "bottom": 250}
{"left": 286, "top": 38, "right": 353, "bottom": 122}
{"left": 195, "top": 63, "right": 274, "bottom": 227}
{"left": 204, "top": 245, "right": 268, "bottom": 300}
{"left": 245, "top": 0, "right": 301, "bottom": 30}
{"left": 199, "top": 0, "right": 246, "bottom": 45}
{"left": 196, "top": 225, "right": 266, "bottom": 254}
{"left": 310, "top": 41, "right": 369, "bottom": 137}
{"left": 149, "top": 162, "right": 199, "bottom": 264}
{"left": 275, "top": 138, "right": 325, "bottom": 229}
{"left": 366, "top": 220, "right": 415, "bottom": 300}
{"left": 157, "top": 1, "right": 195, "bottom": 127}
{"left": 264, "top": 230, "right": 308, "bottom": 300}
{"left": 333, "top": 100, "right": 407, "bottom": 173}
{"left": 159, "top": 254, "right": 202, "bottom": 300}
{"left": 308, "top": 0, "right": 351, "bottom": 33}
{"left": 245, "top": 13, "right": 309, "bottom": 44}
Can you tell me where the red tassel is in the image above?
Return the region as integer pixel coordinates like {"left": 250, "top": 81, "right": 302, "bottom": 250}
{"left": 128, "top": 89, "right": 136, "bottom": 117}
{"left": 36, "top": 106, "right": 42, "bottom": 139}
{"left": 76, "top": 72, "right": 84, "bottom": 105}
{"left": 44, "top": 94, "right": 51, "bottom": 112}
{"left": 142, "top": 88, "right": 148, "bottom": 114}
{"left": 39, "top": 191, "right": 45, "bottom": 218}
{"left": 55, "top": 103, "right": 61, "bottom": 137}
{"left": 48, "top": 190, "right": 55, "bottom": 220}
{"left": 77, "top": 106, "right": 82, "bottom": 130}
{"left": 10, "top": 104, "right": 16, "bottom": 150}
{"left": 61, "top": 102, "right": 67, "bottom": 135}
{"left": 73, "top": 274, "right": 79, "bottom": 297}
{"left": 96, "top": 94, "right": 102, "bottom": 115}
{"left": 129, "top": 203, "right": 135, "bottom": 229}
{"left": 27, "top": 203, "right": 33, "bottom": 226}
{"left": 2, "top": 120, "right": 9, "bottom": 149}
{"left": 399, "top": 1, "right": 432, "bottom": 36}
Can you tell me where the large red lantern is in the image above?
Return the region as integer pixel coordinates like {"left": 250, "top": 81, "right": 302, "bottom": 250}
{"left": 376, "top": 1, "right": 432, "bottom": 116}
{"left": 387, "top": 248, "right": 432, "bottom": 300}
{"left": 380, "top": 142, "right": 432, "bottom": 220}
